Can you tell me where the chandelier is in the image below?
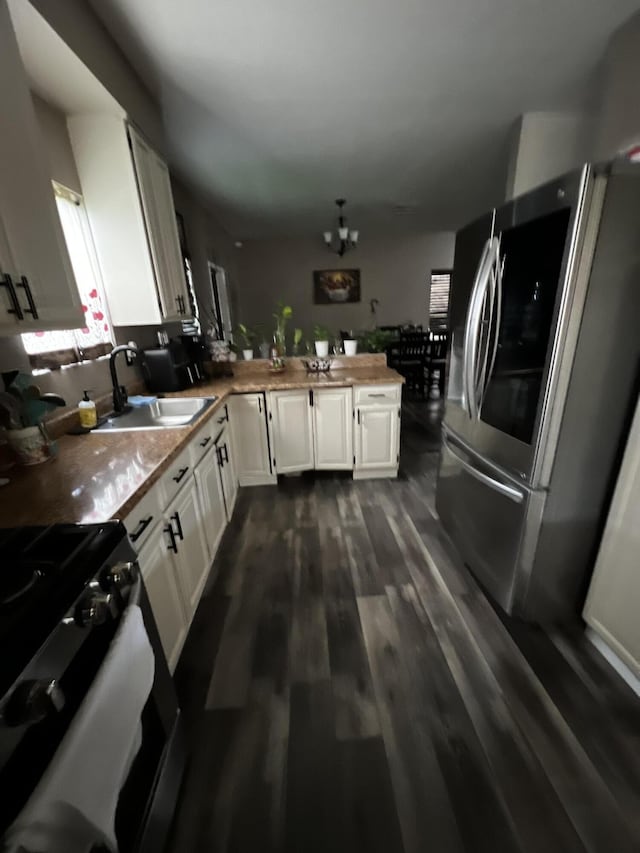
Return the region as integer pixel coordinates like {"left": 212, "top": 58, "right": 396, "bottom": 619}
{"left": 323, "top": 198, "right": 359, "bottom": 257}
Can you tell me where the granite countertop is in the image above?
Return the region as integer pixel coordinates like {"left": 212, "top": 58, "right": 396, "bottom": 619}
{"left": 0, "top": 365, "right": 403, "bottom": 528}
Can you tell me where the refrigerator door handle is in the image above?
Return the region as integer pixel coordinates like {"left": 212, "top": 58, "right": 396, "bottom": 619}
{"left": 465, "top": 237, "right": 499, "bottom": 420}
{"left": 462, "top": 238, "right": 491, "bottom": 417}
{"left": 443, "top": 433, "right": 525, "bottom": 504}
{"left": 478, "top": 242, "right": 504, "bottom": 413}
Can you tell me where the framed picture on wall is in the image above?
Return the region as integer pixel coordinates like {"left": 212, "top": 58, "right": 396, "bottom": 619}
{"left": 313, "top": 269, "right": 361, "bottom": 304}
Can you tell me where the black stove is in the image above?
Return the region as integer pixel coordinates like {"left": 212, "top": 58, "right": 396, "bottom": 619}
{"left": 0, "top": 522, "right": 184, "bottom": 852}
{"left": 0, "top": 522, "right": 126, "bottom": 701}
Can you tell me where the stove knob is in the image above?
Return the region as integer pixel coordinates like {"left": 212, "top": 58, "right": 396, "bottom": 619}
{"left": 76, "top": 592, "right": 116, "bottom": 627}
{"left": 3, "top": 679, "right": 65, "bottom": 727}
{"left": 101, "top": 561, "right": 136, "bottom": 591}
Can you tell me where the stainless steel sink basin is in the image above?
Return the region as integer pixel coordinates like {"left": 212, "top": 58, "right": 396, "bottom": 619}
{"left": 94, "top": 396, "right": 218, "bottom": 433}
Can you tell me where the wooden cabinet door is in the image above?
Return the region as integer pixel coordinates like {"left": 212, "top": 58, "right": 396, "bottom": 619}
{"left": 0, "top": 0, "right": 82, "bottom": 333}
{"left": 271, "top": 390, "right": 314, "bottom": 473}
{"left": 167, "top": 481, "right": 210, "bottom": 624}
{"left": 231, "top": 393, "right": 273, "bottom": 484}
{"left": 355, "top": 406, "right": 399, "bottom": 469}
{"left": 129, "top": 126, "right": 186, "bottom": 323}
{"left": 137, "top": 525, "right": 188, "bottom": 674}
{"left": 218, "top": 434, "right": 238, "bottom": 521}
{"left": 314, "top": 388, "right": 353, "bottom": 469}
{"left": 194, "top": 446, "right": 227, "bottom": 565}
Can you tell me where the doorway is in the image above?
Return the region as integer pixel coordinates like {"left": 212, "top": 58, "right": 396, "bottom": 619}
{"left": 208, "top": 263, "right": 233, "bottom": 342}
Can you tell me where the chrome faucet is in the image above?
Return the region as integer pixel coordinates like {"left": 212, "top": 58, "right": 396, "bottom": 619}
{"left": 109, "top": 344, "right": 140, "bottom": 415}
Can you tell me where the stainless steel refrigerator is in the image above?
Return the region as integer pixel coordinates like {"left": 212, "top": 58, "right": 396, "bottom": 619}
{"left": 436, "top": 162, "right": 640, "bottom": 621}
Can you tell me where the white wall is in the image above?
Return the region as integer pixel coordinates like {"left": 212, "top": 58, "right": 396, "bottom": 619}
{"left": 505, "top": 112, "right": 594, "bottom": 200}
{"left": 594, "top": 11, "right": 640, "bottom": 159}
{"left": 237, "top": 232, "right": 455, "bottom": 343}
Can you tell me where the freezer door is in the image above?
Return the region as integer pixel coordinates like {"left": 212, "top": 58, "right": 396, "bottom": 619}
{"left": 444, "top": 210, "right": 495, "bottom": 445}
{"left": 436, "top": 428, "right": 541, "bottom": 613}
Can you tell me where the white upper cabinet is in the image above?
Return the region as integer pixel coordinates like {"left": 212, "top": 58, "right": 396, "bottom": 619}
{"left": 68, "top": 115, "right": 190, "bottom": 326}
{"left": 231, "top": 393, "right": 275, "bottom": 486}
{"left": 314, "top": 388, "right": 353, "bottom": 470}
{"left": 0, "top": 0, "right": 83, "bottom": 335}
{"left": 270, "top": 390, "right": 315, "bottom": 473}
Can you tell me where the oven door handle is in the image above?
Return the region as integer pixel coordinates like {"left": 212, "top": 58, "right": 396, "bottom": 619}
{"left": 443, "top": 433, "right": 525, "bottom": 504}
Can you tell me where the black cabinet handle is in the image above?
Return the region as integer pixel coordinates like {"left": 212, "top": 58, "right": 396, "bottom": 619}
{"left": 130, "top": 515, "right": 153, "bottom": 542}
{"left": 1, "top": 274, "right": 24, "bottom": 320}
{"left": 199, "top": 436, "right": 212, "bottom": 448}
{"left": 216, "top": 446, "right": 224, "bottom": 467}
{"left": 175, "top": 295, "right": 183, "bottom": 314}
{"left": 357, "top": 409, "right": 361, "bottom": 425}
{"left": 217, "top": 416, "right": 225, "bottom": 424}
{"left": 258, "top": 396, "right": 262, "bottom": 414}
{"left": 172, "top": 466, "right": 189, "bottom": 483}
{"left": 165, "top": 523, "right": 178, "bottom": 553}
{"left": 223, "top": 443, "right": 229, "bottom": 464}
{"left": 217, "top": 404, "right": 229, "bottom": 424}
{"left": 309, "top": 389, "right": 314, "bottom": 407}
{"left": 171, "top": 511, "right": 184, "bottom": 541}
{"left": 16, "top": 276, "right": 38, "bottom": 319}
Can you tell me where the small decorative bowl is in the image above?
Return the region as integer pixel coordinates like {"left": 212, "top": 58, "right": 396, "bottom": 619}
{"left": 302, "top": 358, "right": 333, "bottom": 373}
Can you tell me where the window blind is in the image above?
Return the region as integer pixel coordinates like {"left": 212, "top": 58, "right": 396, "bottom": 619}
{"left": 429, "top": 269, "right": 451, "bottom": 331}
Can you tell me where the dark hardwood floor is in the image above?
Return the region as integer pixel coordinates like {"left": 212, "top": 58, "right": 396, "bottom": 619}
{"left": 168, "top": 398, "right": 640, "bottom": 853}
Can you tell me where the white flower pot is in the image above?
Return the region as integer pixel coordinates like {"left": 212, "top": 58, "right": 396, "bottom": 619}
{"left": 344, "top": 339, "right": 358, "bottom": 356}
{"left": 7, "top": 425, "right": 52, "bottom": 466}
{"left": 243, "top": 349, "right": 254, "bottom": 361}
{"left": 315, "top": 340, "right": 329, "bottom": 357}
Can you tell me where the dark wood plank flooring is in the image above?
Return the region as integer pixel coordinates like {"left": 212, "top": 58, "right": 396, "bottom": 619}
{"left": 168, "top": 399, "right": 640, "bottom": 853}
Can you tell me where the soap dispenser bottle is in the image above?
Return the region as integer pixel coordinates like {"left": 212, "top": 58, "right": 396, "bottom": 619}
{"left": 78, "top": 389, "right": 97, "bottom": 429}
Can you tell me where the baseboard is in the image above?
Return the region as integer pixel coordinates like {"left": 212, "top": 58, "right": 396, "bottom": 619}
{"left": 586, "top": 627, "right": 640, "bottom": 697}
{"left": 353, "top": 467, "right": 398, "bottom": 480}
{"left": 238, "top": 473, "right": 277, "bottom": 486}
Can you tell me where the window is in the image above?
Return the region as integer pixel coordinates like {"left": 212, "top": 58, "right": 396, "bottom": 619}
{"left": 175, "top": 210, "right": 200, "bottom": 336}
{"left": 429, "top": 269, "right": 452, "bottom": 331}
{"left": 21, "top": 183, "right": 113, "bottom": 369}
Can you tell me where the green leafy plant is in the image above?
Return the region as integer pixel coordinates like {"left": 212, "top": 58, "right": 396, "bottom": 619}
{"left": 357, "top": 329, "right": 396, "bottom": 353}
{"left": 273, "top": 301, "right": 293, "bottom": 355}
{"left": 313, "top": 324, "right": 331, "bottom": 342}
{"left": 235, "top": 323, "right": 256, "bottom": 348}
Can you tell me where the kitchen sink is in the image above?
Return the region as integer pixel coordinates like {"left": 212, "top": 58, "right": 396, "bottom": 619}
{"left": 94, "top": 396, "right": 218, "bottom": 433}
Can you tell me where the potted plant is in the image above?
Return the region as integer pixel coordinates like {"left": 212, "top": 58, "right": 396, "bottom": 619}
{"left": 344, "top": 330, "right": 358, "bottom": 356}
{"left": 292, "top": 327, "right": 303, "bottom": 356}
{"left": 273, "top": 301, "right": 293, "bottom": 356}
{"left": 313, "top": 324, "right": 331, "bottom": 357}
{"left": 236, "top": 323, "right": 256, "bottom": 360}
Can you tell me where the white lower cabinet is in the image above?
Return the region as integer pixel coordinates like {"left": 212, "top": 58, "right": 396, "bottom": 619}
{"left": 165, "top": 479, "right": 210, "bottom": 620}
{"left": 194, "top": 444, "right": 227, "bottom": 562}
{"left": 216, "top": 422, "right": 238, "bottom": 521}
{"left": 137, "top": 525, "right": 188, "bottom": 674}
{"left": 354, "top": 405, "right": 400, "bottom": 478}
{"left": 314, "top": 388, "right": 353, "bottom": 469}
{"left": 270, "top": 389, "right": 315, "bottom": 473}
{"left": 231, "top": 393, "right": 275, "bottom": 485}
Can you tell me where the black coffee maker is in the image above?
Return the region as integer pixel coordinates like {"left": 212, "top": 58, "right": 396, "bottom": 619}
{"left": 142, "top": 337, "right": 204, "bottom": 392}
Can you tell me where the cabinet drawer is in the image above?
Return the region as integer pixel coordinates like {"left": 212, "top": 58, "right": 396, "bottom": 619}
{"left": 158, "top": 444, "right": 192, "bottom": 509}
{"left": 123, "top": 484, "right": 162, "bottom": 550}
{"left": 354, "top": 384, "right": 401, "bottom": 406}
{"left": 189, "top": 413, "right": 225, "bottom": 468}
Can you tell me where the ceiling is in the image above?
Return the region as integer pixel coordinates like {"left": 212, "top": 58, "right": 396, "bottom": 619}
{"left": 89, "top": 0, "right": 639, "bottom": 238}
